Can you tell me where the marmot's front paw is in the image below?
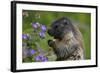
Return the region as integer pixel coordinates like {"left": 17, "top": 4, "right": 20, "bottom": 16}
{"left": 48, "top": 40, "right": 54, "bottom": 47}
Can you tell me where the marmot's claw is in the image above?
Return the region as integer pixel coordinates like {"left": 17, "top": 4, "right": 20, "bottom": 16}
{"left": 48, "top": 40, "right": 54, "bottom": 47}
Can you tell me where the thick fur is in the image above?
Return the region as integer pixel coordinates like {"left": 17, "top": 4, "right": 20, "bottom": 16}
{"left": 48, "top": 17, "right": 85, "bottom": 61}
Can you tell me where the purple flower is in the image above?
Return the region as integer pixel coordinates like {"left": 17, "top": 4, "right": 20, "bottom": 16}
{"left": 38, "top": 54, "right": 48, "bottom": 62}
{"left": 22, "top": 34, "right": 28, "bottom": 40}
{"left": 38, "top": 53, "right": 44, "bottom": 58}
{"left": 22, "top": 48, "right": 30, "bottom": 58}
{"left": 38, "top": 49, "right": 43, "bottom": 53}
{"left": 41, "top": 57, "right": 48, "bottom": 62}
{"left": 32, "top": 23, "right": 38, "bottom": 28}
{"left": 39, "top": 31, "right": 45, "bottom": 38}
{"left": 35, "top": 56, "right": 40, "bottom": 61}
{"left": 23, "top": 49, "right": 29, "bottom": 58}
{"left": 30, "top": 49, "right": 35, "bottom": 55}
{"left": 34, "top": 54, "right": 48, "bottom": 62}
{"left": 41, "top": 25, "right": 46, "bottom": 31}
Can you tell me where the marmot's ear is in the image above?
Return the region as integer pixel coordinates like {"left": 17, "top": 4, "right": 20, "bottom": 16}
{"left": 60, "top": 17, "right": 70, "bottom": 25}
{"left": 63, "top": 19, "right": 68, "bottom": 24}
{"left": 61, "top": 17, "right": 72, "bottom": 25}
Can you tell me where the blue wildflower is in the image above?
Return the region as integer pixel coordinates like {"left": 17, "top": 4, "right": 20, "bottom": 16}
{"left": 34, "top": 54, "right": 48, "bottom": 62}
{"left": 41, "top": 25, "right": 46, "bottom": 31}
{"left": 38, "top": 53, "right": 44, "bottom": 58}
{"left": 41, "top": 56, "right": 48, "bottom": 62}
{"left": 30, "top": 49, "right": 35, "bottom": 55}
{"left": 35, "top": 56, "right": 40, "bottom": 61}
{"left": 32, "top": 23, "right": 38, "bottom": 28}
{"left": 38, "top": 49, "right": 43, "bottom": 53}
{"left": 23, "top": 48, "right": 30, "bottom": 58}
{"left": 22, "top": 34, "right": 28, "bottom": 40}
{"left": 39, "top": 31, "right": 45, "bottom": 38}
{"left": 23, "top": 49, "right": 28, "bottom": 57}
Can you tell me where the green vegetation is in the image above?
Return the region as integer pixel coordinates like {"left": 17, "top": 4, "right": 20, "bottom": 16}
{"left": 22, "top": 10, "right": 91, "bottom": 62}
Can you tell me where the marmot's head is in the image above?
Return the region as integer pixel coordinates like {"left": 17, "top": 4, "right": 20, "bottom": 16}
{"left": 48, "top": 17, "right": 74, "bottom": 40}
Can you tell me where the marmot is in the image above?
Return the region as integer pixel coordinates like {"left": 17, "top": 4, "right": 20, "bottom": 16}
{"left": 48, "top": 17, "right": 85, "bottom": 61}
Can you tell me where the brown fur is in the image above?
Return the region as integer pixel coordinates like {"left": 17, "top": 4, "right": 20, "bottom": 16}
{"left": 48, "top": 17, "right": 85, "bottom": 61}
{"left": 54, "top": 25, "right": 85, "bottom": 60}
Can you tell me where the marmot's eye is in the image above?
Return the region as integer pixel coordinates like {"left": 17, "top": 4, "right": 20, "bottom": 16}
{"left": 55, "top": 25, "right": 58, "bottom": 28}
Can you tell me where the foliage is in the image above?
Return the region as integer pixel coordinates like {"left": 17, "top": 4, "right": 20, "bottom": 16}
{"left": 22, "top": 10, "right": 91, "bottom": 62}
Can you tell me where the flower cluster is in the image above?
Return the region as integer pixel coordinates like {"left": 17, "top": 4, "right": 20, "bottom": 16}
{"left": 35, "top": 54, "right": 48, "bottom": 62}
{"left": 22, "top": 34, "right": 28, "bottom": 40}
{"left": 32, "top": 23, "right": 47, "bottom": 39}
{"left": 22, "top": 22, "right": 48, "bottom": 62}
{"left": 23, "top": 47, "right": 48, "bottom": 62}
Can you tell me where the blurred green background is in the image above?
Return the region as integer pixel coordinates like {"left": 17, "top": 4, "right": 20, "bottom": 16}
{"left": 22, "top": 10, "right": 91, "bottom": 59}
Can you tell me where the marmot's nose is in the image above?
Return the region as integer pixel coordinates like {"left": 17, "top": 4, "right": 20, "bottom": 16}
{"left": 48, "top": 29, "right": 54, "bottom": 36}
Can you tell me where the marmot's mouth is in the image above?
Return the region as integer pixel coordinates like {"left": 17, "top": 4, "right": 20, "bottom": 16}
{"left": 54, "top": 36, "right": 62, "bottom": 40}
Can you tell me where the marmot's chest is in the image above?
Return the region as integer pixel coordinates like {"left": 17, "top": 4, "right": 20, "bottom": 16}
{"left": 55, "top": 38, "right": 75, "bottom": 49}
{"left": 55, "top": 46, "right": 84, "bottom": 60}
{"left": 54, "top": 39, "right": 84, "bottom": 60}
